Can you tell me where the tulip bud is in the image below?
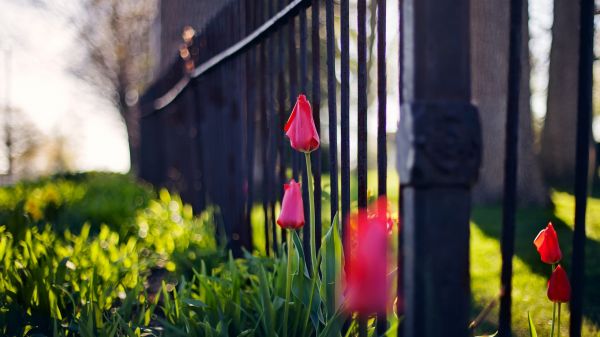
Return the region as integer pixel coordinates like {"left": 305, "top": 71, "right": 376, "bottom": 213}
{"left": 284, "top": 94, "right": 320, "bottom": 153}
{"left": 547, "top": 265, "right": 571, "bottom": 303}
{"left": 276, "top": 179, "right": 305, "bottom": 230}
{"left": 533, "top": 222, "right": 562, "bottom": 264}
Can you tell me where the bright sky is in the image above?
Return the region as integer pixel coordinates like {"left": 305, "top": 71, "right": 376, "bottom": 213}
{"left": 0, "top": 0, "right": 130, "bottom": 173}
{"left": 0, "top": 0, "right": 589, "bottom": 176}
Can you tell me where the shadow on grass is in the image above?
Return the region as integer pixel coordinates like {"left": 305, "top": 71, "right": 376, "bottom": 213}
{"left": 471, "top": 203, "right": 600, "bottom": 330}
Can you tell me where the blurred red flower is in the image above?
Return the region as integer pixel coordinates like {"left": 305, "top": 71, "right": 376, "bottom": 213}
{"left": 534, "top": 222, "right": 562, "bottom": 264}
{"left": 547, "top": 264, "right": 571, "bottom": 303}
{"left": 284, "top": 94, "right": 320, "bottom": 153}
{"left": 276, "top": 179, "right": 305, "bottom": 230}
{"left": 344, "top": 197, "right": 391, "bottom": 314}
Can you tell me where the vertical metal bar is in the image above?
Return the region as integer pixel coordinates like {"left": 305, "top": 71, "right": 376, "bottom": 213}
{"left": 357, "top": 0, "right": 368, "bottom": 334}
{"left": 340, "top": 0, "right": 350, "bottom": 242}
{"left": 299, "top": 3, "right": 312, "bottom": 262}
{"left": 325, "top": 0, "right": 339, "bottom": 222}
{"left": 259, "top": 0, "right": 270, "bottom": 256}
{"left": 377, "top": 0, "right": 387, "bottom": 198}
{"left": 357, "top": 1, "right": 367, "bottom": 210}
{"left": 277, "top": 0, "right": 288, "bottom": 244}
{"left": 311, "top": 0, "right": 323, "bottom": 252}
{"left": 399, "top": 0, "right": 477, "bottom": 335}
{"left": 268, "top": 0, "right": 279, "bottom": 255}
{"left": 498, "top": 0, "right": 523, "bottom": 333}
{"left": 396, "top": 0, "right": 405, "bottom": 335}
{"left": 289, "top": 11, "right": 299, "bottom": 181}
{"left": 244, "top": 0, "right": 257, "bottom": 251}
{"left": 376, "top": 0, "right": 388, "bottom": 334}
{"left": 570, "top": 0, "right": 593, "bottom": 335}
{"left": 339, "top": 2, "right": 350, "bottom": 327}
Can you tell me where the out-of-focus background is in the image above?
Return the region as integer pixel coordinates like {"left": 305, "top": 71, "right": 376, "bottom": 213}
{"left": 1, "top": 1, "right": 600, "bottom": 336}
{"left": 1, "top": 0, "right": 598, "bottom": 186}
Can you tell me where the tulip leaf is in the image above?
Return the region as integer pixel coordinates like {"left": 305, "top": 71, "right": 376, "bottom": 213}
{"left": 291, "top": 230, "right": 324, "bottom": 329}
{"left": 256, "top": 265, "right": 276, "bottom": 336}
{"left": 528, "top": 312, "right": 538, "bottom": 337}
{"left": 317, "top": 306, "right": 348, "bottom": 337}
{"left": 320, "top": 213, "right": 343, "bottom": 319}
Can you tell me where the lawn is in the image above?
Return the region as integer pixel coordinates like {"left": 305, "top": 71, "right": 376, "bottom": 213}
{"left": 470, "top": 191, "right": 600, "bottom": 336}
{"left": 1, "top": 172, "right": 598, "bottom": 336}
{"left": 251, "top": 169, "right": 600, "bottom": 336}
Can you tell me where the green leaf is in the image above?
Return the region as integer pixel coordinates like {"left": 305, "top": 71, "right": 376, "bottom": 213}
{"left": 320, "top": 213, "right": 343, "bottom": 319}
{"left": 528, "top": 312, "right": 538, "bottom": 337}
{"left": 317, "top": 306, "right": 348, "bottom": 337}
{"left": 291, "top": 230, "right": 324, "bottom": 329}
{"left": 182, "top": 298, "right": 207, "bottom": 308}
{"left": 256, "top": 265, "right": 276, "bottom": 336}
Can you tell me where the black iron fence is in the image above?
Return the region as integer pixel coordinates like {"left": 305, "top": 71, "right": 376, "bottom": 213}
{"left": 138, "top": 0, "right": 593, "bottom": 335}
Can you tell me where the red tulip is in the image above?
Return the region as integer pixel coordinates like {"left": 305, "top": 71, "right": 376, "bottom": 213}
{"left": 547, "top": 265, "right": 571, "bottom": 303}
{"left": 284, "top": 94, "right": 320, "bottom": 153}
{"left": 345, "top": 198, "right": 390, "bottom": 314}
{"left": 534, "top": 222, "right": 562, "bottom": 264}
{"left": 276, "top": 179, "right": 305, "bottom": 230}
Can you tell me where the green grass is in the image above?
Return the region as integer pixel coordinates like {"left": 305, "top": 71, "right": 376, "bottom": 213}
{"left": 470, "top": 191, "right": 600, "bottom": 336}
{"left": 251, "top": 168, "right": 600, "bottom": 336}
{"left": 4, "top": 171, "right": 597, "bottom": 336}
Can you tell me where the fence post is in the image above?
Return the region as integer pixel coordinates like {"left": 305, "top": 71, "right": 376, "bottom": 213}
{"left": 397, "top": 0, "right": 481, "bottom": 335}
{"left": 570, "top": 0, "right": 594, "bottom": 335}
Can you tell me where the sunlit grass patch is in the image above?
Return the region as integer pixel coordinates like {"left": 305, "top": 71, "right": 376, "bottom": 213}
{"left": 470, "top": 192, "right": 600, "bottom": 336}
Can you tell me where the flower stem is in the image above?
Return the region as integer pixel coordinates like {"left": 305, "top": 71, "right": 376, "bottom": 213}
{"left": 551, "top": 263, "right": 557, "bottom": 337}
{"left": 283, "top": 230, "right": 294, "bottom": 337}
{"left": 305, "top": 152, "right": 317, "bottom": 275}
{"left": 551, "top": 302, "right": 556, "bottom": 337}
{"left": 557, "top": 303, "right": 561, "bottom": 337}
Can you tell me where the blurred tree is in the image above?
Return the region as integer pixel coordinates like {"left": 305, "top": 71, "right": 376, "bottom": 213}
{"left": 540, "top": 0, "right": 596, "bottom": 188}
{"left": 0, "top": 108, "right": 73, "bottom": 180}
{"left": 471, "top": 0, "right": 548, "bottom": 205}
{"left": 74, "top": 0, "right": 157, "bottom": 173}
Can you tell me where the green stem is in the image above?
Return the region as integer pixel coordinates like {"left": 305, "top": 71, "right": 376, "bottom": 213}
{"left": 551, "top": 263, "right": 557, "bottom": 337}
{"left": 557, "top": 303, "right": 561, "bottom": 337}
{"left": 283, "top": 230, "right": 293, "bottom": 337}
{"left": 301, "top": 274, "right": 318, "bottom": 337}
{"left": 305, "top": 152, "right": 317, "bottom": 275}
{"left": 551, "top": 302, "right": 556, "bottom": 337}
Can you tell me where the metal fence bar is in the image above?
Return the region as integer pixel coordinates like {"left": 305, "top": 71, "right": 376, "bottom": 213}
{"left": 276, "top": 0, "right": 288, "bottom": 245}
{"left": 147, "top": 0, "right": 311, "bottom": 114}
{"left": 340, "top": 0, "right": 350, "bottom": 243}
{"left": 357, "top": 0, "right": 367, "bottom": 210}
{"left": 396, "top": 0, "right": 405, "bottom": 334}
{"left": 376, "top": 0, "right": 388, "bottom": 334}
{"left": 325, "top": 0, "right": 338, "bottom": 224}
{"left": 298, "top": 3, "right": 313, "bottom": 260}
{"left": 498, "top": 0, "right": 523, "bottom": 333}
{"left": 311, "top": 0, "right": 323, "bottom": 252}
{"left": 289, "top": 10, "right": 300, "bottom": 181}
{"left": 377, "top": 0, "right": 387, "bottom": 199}
{"left": 570, "top": 0, "right": 594, "bottom": 334}
{"left": 268, "top": 0, "right": 279, "bottom": 255}
{"left": 357, "top": 0, "right": 368, "bottom": 334}
{"left": 258, "top": 0, "right": 271, "bottom": 257}
{"left": 244, "top": 0, "right": 257, "bottom": 251}
{"left": 398, "top": 0, "right": 477, "bottom": 334}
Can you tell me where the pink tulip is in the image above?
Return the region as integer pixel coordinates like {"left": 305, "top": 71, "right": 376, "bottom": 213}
{"left": 276, "top": 179, "right": 305, "bottom": 230}
{"left": 344, "top": 197, "right": 390, "bottom": 314}
{"left": 284, "top": 95, "right": 320, "bottom": 153}
{"left": 534, "top": 222, "right": 562, "bottom": 264}
{"left": 547, "top": 265, "right": 571, "bottom": 303}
